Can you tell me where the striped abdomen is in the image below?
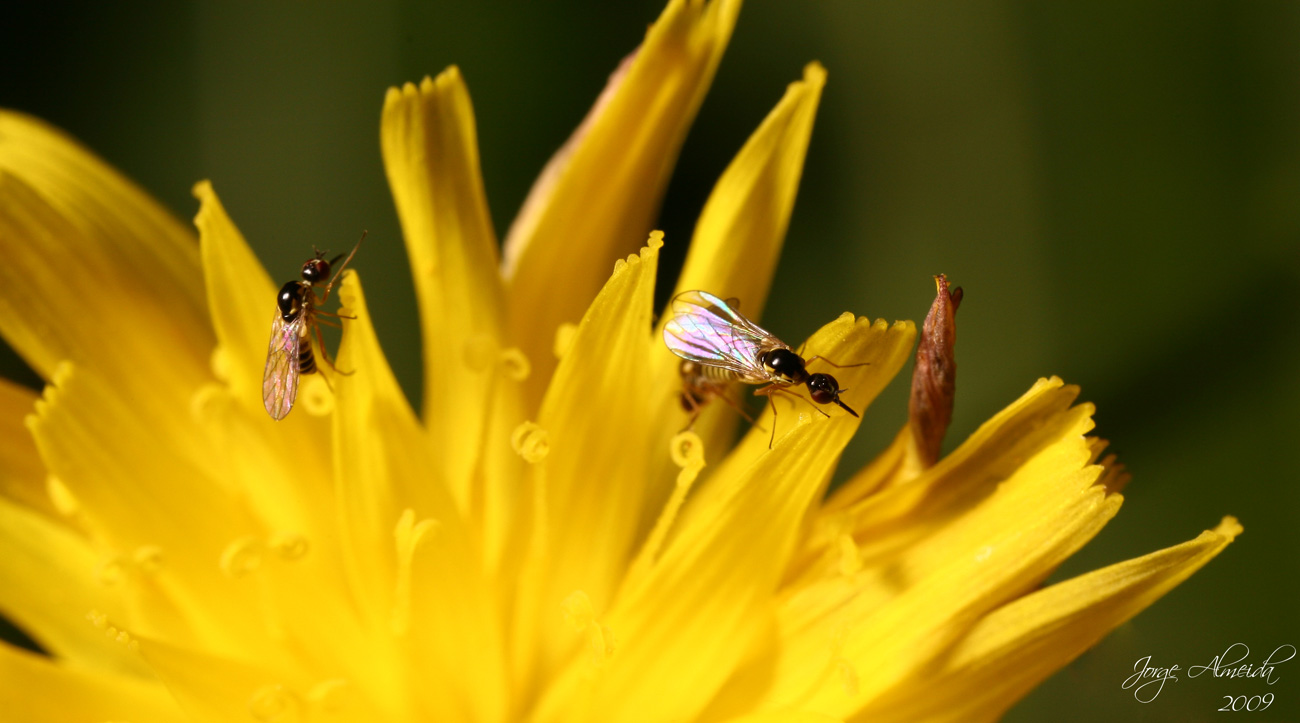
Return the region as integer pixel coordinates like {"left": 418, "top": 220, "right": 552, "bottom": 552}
{"left": 692, "top": 362, "right": 738, "bottom": 383}
{"left": 297, "top": 342, "right": 316, "bottom": 375}
{"left": 679, "top": 360, "right": 735, "bottom": 412}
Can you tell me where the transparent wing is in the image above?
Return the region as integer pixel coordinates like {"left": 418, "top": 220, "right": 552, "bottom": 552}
{"left": 263, "top": 309, "right": 304, "bottom": 420}
{"left": 662, "top": 290, "right": 782, "bottom": 380}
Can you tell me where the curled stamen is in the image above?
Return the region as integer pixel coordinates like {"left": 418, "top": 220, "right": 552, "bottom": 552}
{"left": 562, "top": 590, "right": 595, "bottom": 631}
{"left": 499, "top": 348, "right": 531, "bottom": 381}
{"left": 189, "top": 383, "right": 230, "bottom": 423}
{"left": 133, "top": 546, "right": 164, "bottom": 575}
{"left": 669, "top": 430, "right": 705, "bottom": 470}
{"left": 561, "top": 591, "right": 616, "bottom": 668}
{"left": 269, "top": 532, "right": 310, "bottom": 561}
{"left": 220, "top": 537, "right": 265, "bottom": 579}
{"left": 95, "top": 554, "right": 128, "bottom": 586}
{"left": 307, "top": 679, "right": 353, "bottom": 716}
{"left": 392, "top": 510, "right": 439, "bottom": 636}
{"left": 511, "top": 421, "right": 550, "bottom": 463}
{"left": 247, "top": 683, "right": 302, "bottom": 723}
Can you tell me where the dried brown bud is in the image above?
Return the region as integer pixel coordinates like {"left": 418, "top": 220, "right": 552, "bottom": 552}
{"left": 909, "top": 274, "right": 961, "bottom": 467}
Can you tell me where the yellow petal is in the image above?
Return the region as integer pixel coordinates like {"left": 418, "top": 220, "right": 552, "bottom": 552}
{"left": 510, "top": 235, "right": 661, "bottom": 698}
{"left": 803, "top": 377, "right": 1083, "bottom": 573}
{"left": 533, "top": 316, "right": 913, "bottom": 723}
{"left": 0, "top": 642, "right": 181, "bottom": 723}
{"left": 0, "top": 111, "right": 211, "bottom": 389}
{"left": 0, "top": 378, "right": 53, "bottom": 518}
{"left": 747, "top": 386, "right": 1122, "bottom": 715}
{"left": 721, "top": 713, "right": 845, "bottom": 723}
{"left": 846, "top": 518, "right": 1242, "bottom": 723}
{"left": 193, "top": 180, "right": 278, "bottom": 415}
{"left": 709, "top": 316, "right": 916, "bottom": 491}
{"left": 641, "top": 62, "right": 828, "bottom": 529}
{"left": 193, "top": 180, "right": 339, "bottom": 543}
{"left": 332, "top": 271, "right": 507, "bottom": 720}
{"left": 815, "top": 424, "right": 923, "bottom": 517}
{"left": 140, "top": 638, "right": 386, "bottom": 723}
{"left": 669, "top": 62, "right": 827, "bottom": 320}
{"left": 381, "top": 68, "right": 514, "bottom": 513}
{"left": 503, "top": 0, "right": 741, "bottom": 403}
{"left": 0, "top": 494, "right": 150, "bottom": 675}
{"left": 26, "top": 362, "right": 273, "bottom": 661}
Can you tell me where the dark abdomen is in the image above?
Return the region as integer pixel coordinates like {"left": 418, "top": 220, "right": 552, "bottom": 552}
{"left": 297, "top": 343, "right": 316, "bottom": 375}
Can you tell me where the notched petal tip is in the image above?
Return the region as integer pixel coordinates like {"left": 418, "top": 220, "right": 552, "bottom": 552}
{"left": 909, "top": 274, "right": 961, "bottom": 467}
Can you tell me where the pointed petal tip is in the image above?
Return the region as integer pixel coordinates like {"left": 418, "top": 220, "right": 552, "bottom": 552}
{"left": 191, "top": 178, "right": 213, "bottom": 199}
{"left": 191, "top": 179, "right": 218, "bottom": 223}
{"left": 434, "top": 65, "right": 464, "bottom": 86}
{"left": 383, "top": 84, "right": 405, "bottom": 106}
{"left": 1213, "top": 515, "right": 1243, "bottom": 540}
{"left": 801, "top": 60, "right": 828, "bottom": 86}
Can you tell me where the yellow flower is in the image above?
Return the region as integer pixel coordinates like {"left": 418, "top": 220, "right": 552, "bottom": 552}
{"left": 0, "top": 1, "right": 1238, "bottom": 721}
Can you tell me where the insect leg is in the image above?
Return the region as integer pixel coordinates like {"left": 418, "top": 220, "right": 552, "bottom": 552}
{"left": 715, "top": 390, "right": 762, "bottom": 427}
{"left": 755, "top": 385, "right": 782, "bottom": 449}
{"left": 805, "top": 354, "right": 870, "bottom": 370}
{"left": 314, "top": 322, "right": 355, "bottom": 377}
{"left": 679, "top": 394, "right": 703, "bottom": 433}
{"left": 773, "top": 387, "right": 830, "bottom": 418}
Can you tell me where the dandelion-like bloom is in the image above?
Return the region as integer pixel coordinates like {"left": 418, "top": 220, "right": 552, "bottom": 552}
{"left": 0, "top": 2, "right": 1238, "bottom": 721}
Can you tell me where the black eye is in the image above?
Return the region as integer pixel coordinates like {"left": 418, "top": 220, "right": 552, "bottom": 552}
{"left": 301, "top": 259, "right": 329, "bottom": 284}
{"left": 808, "top": 373, "right": 838, "bottom": 404}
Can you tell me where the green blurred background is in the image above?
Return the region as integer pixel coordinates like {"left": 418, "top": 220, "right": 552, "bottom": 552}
{"left": 2, "top": 2, "right": 1297, "bottom": 720}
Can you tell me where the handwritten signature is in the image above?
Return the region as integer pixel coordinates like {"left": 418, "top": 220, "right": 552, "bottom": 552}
{"left": 1121, "top": 644, "right": 1296, "bottom": 703}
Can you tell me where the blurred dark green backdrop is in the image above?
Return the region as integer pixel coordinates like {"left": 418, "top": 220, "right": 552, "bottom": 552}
{"left": 2, "top": 2, "right": 1297, "bottom": 720}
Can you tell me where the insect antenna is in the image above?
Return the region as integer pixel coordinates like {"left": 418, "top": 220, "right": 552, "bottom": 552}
{"left": 832, "top": 395, "right": 860, "bottom": 417}
{"left": 756, "top": 386, "right": 828, "bottom": 449}
{"left": 320, "top": 230, "right": 367, "bottom": 303}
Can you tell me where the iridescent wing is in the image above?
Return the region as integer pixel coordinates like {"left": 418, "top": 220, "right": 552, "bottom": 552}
{"left": 662, "top": 290, "right": 785, "bottom": 381}
{"left": 263, "top": 308, "right": 305, "bottom": 420}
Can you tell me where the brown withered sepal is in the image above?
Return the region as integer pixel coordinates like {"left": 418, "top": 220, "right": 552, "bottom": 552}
{"left": 909, "top": 274, "right": 962, "bottom": 467}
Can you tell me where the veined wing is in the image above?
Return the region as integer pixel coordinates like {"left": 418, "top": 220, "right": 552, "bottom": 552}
{"left": 263, "top": 309, "right": 305, "bottom": 420}
{"left": 663, "top": 290, "right": 782, "bottom": 380}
